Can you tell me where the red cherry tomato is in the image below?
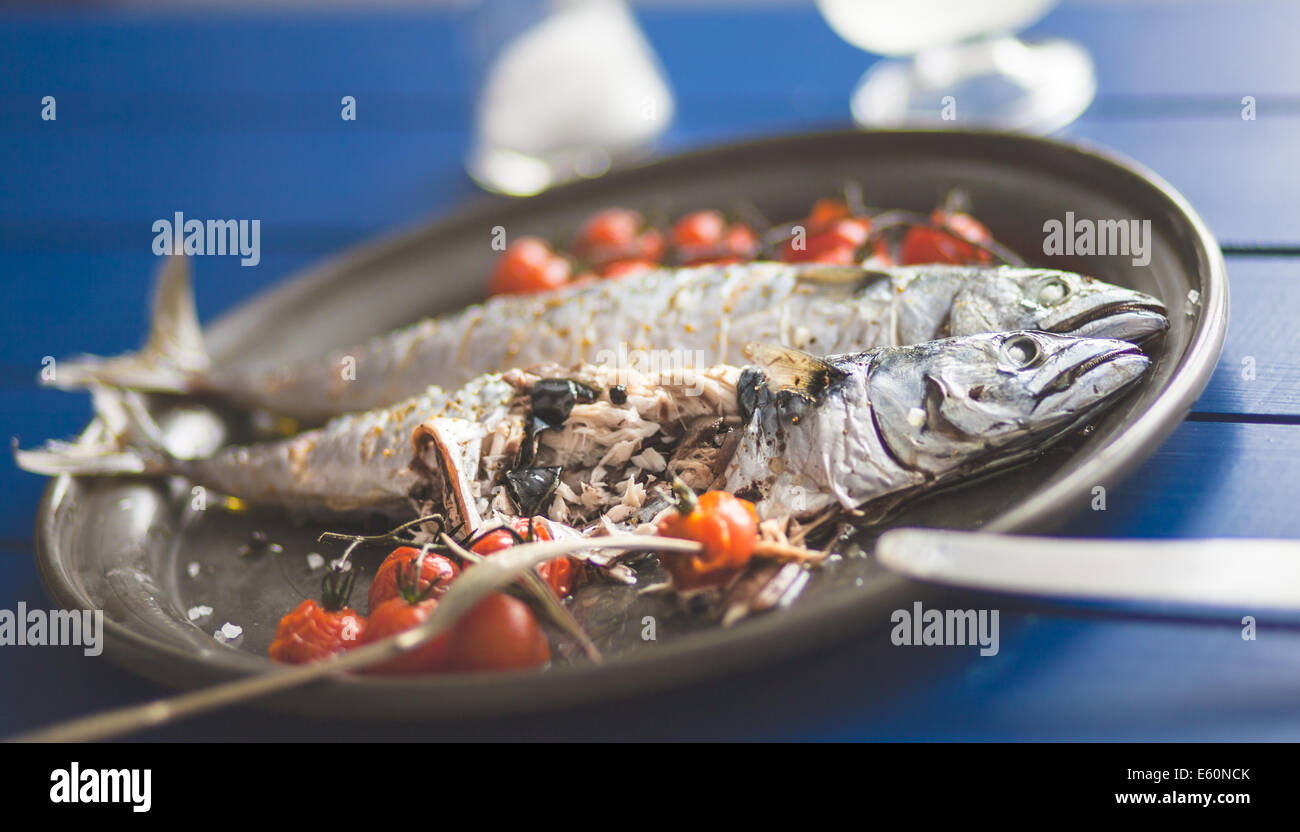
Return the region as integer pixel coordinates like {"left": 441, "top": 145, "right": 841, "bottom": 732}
{"left": 599, "top": 258, "right": 658, "bottom": 279}
{"left": 471, "top": 517, "right": 578, "bottom": 597}
{"left": 488, "top": 237, "right": 571, "bottom": 296}
{"left": 781, "top": 218, "right": 870, "bottom": 264}
{"left": 368, "top": 547, "right": 458, "bottom": 613}
{"left": 268, "top": 598, "right": 366, "bottom": 664}
{"left": 723, "top": 223, "right": 761, "bottom": 259}
{"left": 575, "top": 208, "right": 640, "bottom": 255}
{"left": 574, "top": 208, "right": 664, "bottom": 268}
{"left": 805, "top": 197, "right": 852, "bottom": 233}
{"left": 655, "top": 485, "right": 760, "bottom": 590}
{"left": 865, "top": 237, "right": 895, "bottom": 267}
{"left": 671, "top": 210, "right": 727, "bottom": 251}
{"left": 675, "top": 212, "right": 761, "bottom": 266}
{"left": 899, "top": 210, "right": 993, "bottom": 266}
{"left": 935, "top": 210, "right": 989, "bottom": 243}
{"left": 360, "top": 596, "right": 450, "bottom": 675}
{"left": 445, "top": 592, "right": 551, "bottom": 673}
{"left": 636, "top": 227, "right": 667, "bottom": 264}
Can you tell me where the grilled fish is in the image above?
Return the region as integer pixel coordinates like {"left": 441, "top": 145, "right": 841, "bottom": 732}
{"left": 18, "top": 332, "right": 1149, "bottom": 531}
{"left": 45, "top": 256, "right": 1166, "bottom": 423}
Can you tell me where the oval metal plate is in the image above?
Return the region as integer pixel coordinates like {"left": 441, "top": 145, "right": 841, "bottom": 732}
{"left": 34, "top": 130, "right": 1227, "bottom": 718}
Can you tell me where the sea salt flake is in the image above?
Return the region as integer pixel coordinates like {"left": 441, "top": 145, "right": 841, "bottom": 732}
{"left": 187, "top": 605, "right": 213, "bottom": 621}
{"left": 306, "top": 552, "right": 325, "bottom": 570}
{"left": 214, "top": 622, "right": 243, "bottom": 643}
{"left": 186, "top": 562, "right": 201, "bottom": 578}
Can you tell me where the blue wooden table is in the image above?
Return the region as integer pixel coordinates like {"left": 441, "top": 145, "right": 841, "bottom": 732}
{"left": 2, "top": 1, "right": 1299, "bottom": 740}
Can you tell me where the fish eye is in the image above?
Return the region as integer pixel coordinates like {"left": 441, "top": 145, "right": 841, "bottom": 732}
{"left": 1037, "top": 277, "right": 1071, "bottom": 306}
{"left": 1000, "top": 335, "right": 1043, "bottom": 368}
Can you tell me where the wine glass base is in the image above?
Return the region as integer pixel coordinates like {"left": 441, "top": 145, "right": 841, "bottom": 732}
{"left": 850, "top": 37, "right": 1095, "bottom": 135}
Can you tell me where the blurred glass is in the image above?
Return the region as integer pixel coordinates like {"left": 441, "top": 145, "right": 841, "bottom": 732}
{"left": 466, "top": 0, "right": 675, "bottom": 196}
{"left": 817, "top": 0, "right": 1095, "bottom": 134}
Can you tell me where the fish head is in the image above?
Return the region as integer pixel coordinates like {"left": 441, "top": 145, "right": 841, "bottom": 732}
{"left": 951, "top": 268, "right": 1168, "bottom": 342}
{"left": 726, "top": 333, "right": 1149, "bottom": 519}
{"left": 869, "top": 330, "right": 1151, "bottom": 478}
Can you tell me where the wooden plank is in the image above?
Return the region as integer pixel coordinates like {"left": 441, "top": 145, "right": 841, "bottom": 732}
{"left": 1060, "top": 420, "right": 1300, "bottom": 539}
{"left": 1066, "top": 116, "right": 1298, "bottom": 245}
{"left": 0, "top": 252, "right": 320, "bottom": 368}
{"left": 1029, "top": 0, "right": 1300, "bottom": 99}
{"left": 3, "top": 5, "right": 1298, "bottom": 246}
{"left": 800, "top": 613, "right": 1300, "bottom": 741}
{"left": 1194, "top": 257, "right": 1300, "bottom": 416}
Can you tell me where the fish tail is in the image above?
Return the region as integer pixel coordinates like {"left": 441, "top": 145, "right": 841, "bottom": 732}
{"left": 46, "top": 255, "right": 211, "bottom": 395}
{"left": 14, "top": 388, "right": 172, "bottom": 477}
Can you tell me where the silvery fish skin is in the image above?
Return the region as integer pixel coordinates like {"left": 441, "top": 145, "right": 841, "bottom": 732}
{"left": 724, "top": 331, "right": 1150, "bottom": 519}
{"left": 16, "top": 377, "right": 517, "bottom": 516}
{"left": 47, "top": 257, "right": 1167, "bottom": 423}
{"left": 19, "top": 332, "right": 1149, "bottom": 530}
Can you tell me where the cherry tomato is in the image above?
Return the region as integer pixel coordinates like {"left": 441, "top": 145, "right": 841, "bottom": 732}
{"left": 723, "top": 223, "right": 761, "bottom": 257}
{"left": 599, "top": 258, "right": 658, "bottom": 279}
{"left": 673, "top": 211, "right": 761, "bottom": 265}
{"left": 471, "top": 517, "right": 577, "bottom": 597}
{"left": 367, "top": 546, "right": 459, "bottom": 613}
{"left": 864, "top": 237, "right": 895, "bottom": 267}
{"left": 898, "top": 210, "right": 993, "bottom": 266}
{"left": 781, "top": 218, "right": 870, "bottom": 264}
{"left": 360, "top": 596, "right": 450, "bottom": 675}
{"left": 655, "top": 483, "right": 760, "bottom": 590}
{"left": 269, "top": 569, "right": 366, "bottom": 664}
{"left": 938, "top": 210, "right": 991, "bottom": 246}
{"left": 671, "top": 210, "right": 727, "bottom": 251}
{"left": 575, "top": 208, "right": 640, "bottom": 257}
{"left": 488, "top": 237, "right": 571, "bottom": 296}
{"left": 471, "top": 517, "right": 553, "bottom": 554}
{"left": 573, "top": 208, "right": 663, "bottom": 268}
{"left": 804, "top": 197, "right": 852, "bottom": 233}
{"left": 268, "top": 599, "right": 365, "bottom": 664}
{"left": 636, "top": 227, "right": 667, "bottom": 264}
{"left": 445, "top": 592, "right": 550, "bottom": 672}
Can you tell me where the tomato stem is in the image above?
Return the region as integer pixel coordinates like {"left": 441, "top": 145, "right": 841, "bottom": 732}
{"left": 671, "top": 477, "right": 699, "bottom": 516}
{"left": 319, "top": 565, "right": 357, "bottom": 613}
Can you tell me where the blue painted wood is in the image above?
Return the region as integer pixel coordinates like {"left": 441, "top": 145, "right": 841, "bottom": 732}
{"left": 1059, "top": 421, "right": 1300, "bottom": 539}
{"left": 1028, "top": 0, "right": 1300, "bottom": 99}
{"left": 0, "top": 252, "right": 325, "bottom": 368}
{"left": 1066, "top": 116, "right": 1298, "bottom": 244}
{"left": 1195, "top": 257, "right": 1300, "bottom": 417}
{"left": 5, "top": 4, "right": 1297, "bottom": 245}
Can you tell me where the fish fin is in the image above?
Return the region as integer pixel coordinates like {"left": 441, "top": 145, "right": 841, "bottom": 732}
{"left": 14, "top": 388, "right": 170, "bottom": 477}
{"left": 47, "top": 255, "right": 211, "bottom": 394}
{"left": 742, "top": 342, "right": 844, "bottom": 399}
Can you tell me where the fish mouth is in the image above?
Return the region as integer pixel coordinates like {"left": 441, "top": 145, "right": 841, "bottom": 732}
{"left": 1035, "top": 344, "right": 1149, "bottom": 402}
{"left": 1047, "top": 301, "right": 1169, "bottom": 342}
